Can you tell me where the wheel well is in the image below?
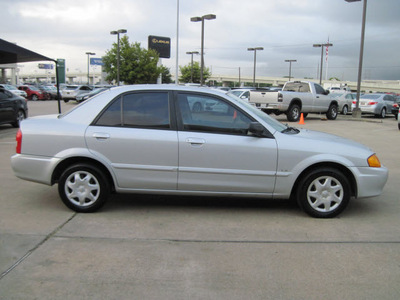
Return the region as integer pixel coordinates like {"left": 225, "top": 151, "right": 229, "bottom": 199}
{"left": 330, "top": 100, "right": 339, "bottom": 107}
{"left": 290, "top": 162, "right": 357, "bottom": 200}
{"left": 51, "top": 157, "right": 115, "bottom": 192}
{"left": 289, "top": 99, "right": 302, "bottom": 110}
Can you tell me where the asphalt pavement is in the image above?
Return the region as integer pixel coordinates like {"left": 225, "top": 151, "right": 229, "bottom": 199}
{"left": 0, "top": 101, "right": 399, "bottom": 299}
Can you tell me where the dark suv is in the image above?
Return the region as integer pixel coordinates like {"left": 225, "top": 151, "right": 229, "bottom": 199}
{"left": 0, "top": 88, "right": 28, "bottom": 127}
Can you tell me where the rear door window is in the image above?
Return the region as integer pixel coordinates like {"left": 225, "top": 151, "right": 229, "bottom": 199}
{"left": 95, "top": 92, "right": 170, "bottom": 129}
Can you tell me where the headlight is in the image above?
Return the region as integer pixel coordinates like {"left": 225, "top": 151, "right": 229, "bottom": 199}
{"left": 368, "top": 154, "right": 381, "bottom": 168}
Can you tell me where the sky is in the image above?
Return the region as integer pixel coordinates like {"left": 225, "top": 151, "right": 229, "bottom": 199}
{"left": 2, "top": 0, "right": 400, "bottom": 82}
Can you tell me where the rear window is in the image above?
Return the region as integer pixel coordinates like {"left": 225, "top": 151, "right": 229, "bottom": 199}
{"left": 283, "top": 82, "right": 310, "bottom": 93}
{"left": 360, "top": 94, "right": 380, "bottom": 99}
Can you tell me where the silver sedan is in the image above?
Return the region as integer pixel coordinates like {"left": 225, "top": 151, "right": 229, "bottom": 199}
{"left": 352, "top": 93, "right": 396, "bottom": 118}
{"left": 11, "top": 85, "right": 388, "bottom": 218}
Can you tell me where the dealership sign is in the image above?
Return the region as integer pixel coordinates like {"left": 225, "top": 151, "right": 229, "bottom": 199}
{"left": 90, "top": 58, "right": 103, "bottom": 66}
{"left": 148, "top": 35, "right": 171, "bottom": 59}
{"left": 38, "top": 63, "right": 54, "bottom": 69}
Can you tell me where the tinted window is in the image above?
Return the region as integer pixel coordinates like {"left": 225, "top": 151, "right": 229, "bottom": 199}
{"left": 314, "top": 84, "right": 326, "bottom": 95}
{"left": 177, "top": 93, "right": 253, "bottom": 135}
{"left": 0, "top": 89, "right": 13, "bottom": 99}
{"left": 95, "top": 92, "right": 170, "bottom": 129}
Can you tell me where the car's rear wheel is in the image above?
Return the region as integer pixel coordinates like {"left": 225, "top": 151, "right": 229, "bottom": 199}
{"left": 287, "top": 104, "right": 301, "bottom": 122}
{"left": 342, "top": 105, "right": 348, "bottom": 115}
{"left": 296, "top": 168, "right": 351, "bottom": 218}
{"left": 377, "top": 107, "right": 386, "bottom": 118}
{"left": 58, "top": 164, "right": 109, "bottom": 212}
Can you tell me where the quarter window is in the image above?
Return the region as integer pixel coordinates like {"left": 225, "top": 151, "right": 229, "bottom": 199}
{"left": 95, "top": 92, "right": 170, "bottom": 129}
{"left": 177, "top": 93, "right": 253, "bottom": 135}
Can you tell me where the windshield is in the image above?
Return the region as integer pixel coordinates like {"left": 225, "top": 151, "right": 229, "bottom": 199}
{"left": 226, "top": 93, "right": 287, "bottom": 132}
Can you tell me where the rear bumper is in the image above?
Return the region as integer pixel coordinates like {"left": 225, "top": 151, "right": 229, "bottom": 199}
{"left": 11, "top": 154, "right": 60, "bottom": 185}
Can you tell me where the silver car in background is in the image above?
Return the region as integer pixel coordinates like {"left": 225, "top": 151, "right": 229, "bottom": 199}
{"left": 0, "top": 84, "right": 27, "bottom": 98}
{"left": 11, "top": 85, "right": 388, "bottom": 218}
{"left": 62, "top": 85, "right": 92, "bottom": 102}
{"left": 352, "top": 93, "right": 396, "bottom": 118}
{"left": 330, "top": 92, "right": 355, "bottom": 115}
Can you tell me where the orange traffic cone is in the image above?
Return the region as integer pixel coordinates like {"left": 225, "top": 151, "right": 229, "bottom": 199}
{"left": 298, "top": 113, "right": 305, "bottom": 125}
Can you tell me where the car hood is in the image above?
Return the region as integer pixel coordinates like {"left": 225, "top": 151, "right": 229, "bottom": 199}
{"left": 296, "top": 128, "right": 370, "bottom": 150}
{"left": 275, "top": 128, "right": 375, "bottom": 168}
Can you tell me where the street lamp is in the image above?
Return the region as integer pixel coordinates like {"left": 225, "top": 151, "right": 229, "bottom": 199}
{"left": 191, "top": 14, "right": 216, "bottom": 86}
{"left": 85, "top": 52, "right": 95, "bottom": 85}
{"left": 285, "top": 59, "right": 297, "bottom": 81}
{"left": 247, "top": 47, "right": 263, "bottom": 87}
{"left": 345, "top": 0, "right": 367, "bottom": 118}
{"left": 313, "top": 43, "right": 333, "bottom": 85}
{"left": 110, "top": 29, "right": 127, "bottom": 86}
{"left": 186, "top": 51, "right": 199, "bottom": 83}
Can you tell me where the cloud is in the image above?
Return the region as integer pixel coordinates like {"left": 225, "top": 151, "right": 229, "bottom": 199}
{"left": 1, "top": 0, "right": 399, "bottom": 81}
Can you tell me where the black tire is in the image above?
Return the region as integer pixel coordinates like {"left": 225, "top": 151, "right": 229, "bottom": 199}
{"left": 64, "top": 99, "right": 70, "bottom": 103}
{"left": 296, "top": 168, "right": 351, "bottom": 218}
{"left": 31, "top": 94, "right": 38, "bottom": 101}
{"left": 342, "top": 105, "right": 348, "bottom": 115}
{"left": 11, "top": 110, "right": 25, "bottom": 128}
{"left": 287, "top": 104, "right": 301, "bottom": 122}
{"left": 58, "top": 163, "right": 110, "bottom": 212}
{"left": 326, "top": 104, "right": 338, "bottom": 120}
{"left": 378, "top": 107, "right": 386, "bottom": 119}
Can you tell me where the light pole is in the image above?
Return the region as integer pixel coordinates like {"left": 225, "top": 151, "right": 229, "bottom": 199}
{"left": 313, "top": 43, "right": 333, "bottom": 85}
{"left": 191, "top": 14, "right": 216, "bottom": 86}
{"left": 248, "top": 47, "right": 263, "bottom": 87}
{"left": 345, "top": 0, "right": 367, "bottom": 118}
{"left": 110, "top": 29, "right": 127, "bottom": 86}
{"left": 186, "top": 51, "right": 199, "bottom": 83}
{"left": 85, "top": 52, "right": 95, "bottom": 85}
{"left": 285, "top": 59, "right": 297, "bottom": 81}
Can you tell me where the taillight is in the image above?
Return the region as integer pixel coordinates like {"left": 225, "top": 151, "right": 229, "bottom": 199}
{"left": 352, "top": 101, "right": 356, "bottom": 104}
{"left": 277, "top": 92, "right": 283, "bottom": 102}
{"left": 368, "top": 101, "right": 377, "bottom": 105}
{"left": 393, "top": 103, "right": 399, "bottom": 108}
{"left": 16, "top": 129, "right": 22, "bottom": 154}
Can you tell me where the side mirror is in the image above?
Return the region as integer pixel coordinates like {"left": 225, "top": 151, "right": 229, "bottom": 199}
{"left": 325, "top": 90, "right": 330, "bottom": 95}
{"left": 248, "top": 122, "right": 266, "bottom": 137}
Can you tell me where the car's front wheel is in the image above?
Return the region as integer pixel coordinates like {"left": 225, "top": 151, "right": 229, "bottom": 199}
{"left": 326, "top": 104, "right": 338, "bottom": 120}
{"left": 31, "top": 94, "right": 38, "bottom": 101}
{"left": 296, "top": 168, "right": 351, "bottom": 218}
{"left": 58, "top": 164, "right": 110, "bottom": 212}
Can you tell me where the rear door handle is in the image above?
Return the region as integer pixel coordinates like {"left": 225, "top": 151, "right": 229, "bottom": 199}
{"left": 186, "top": 138, "right": 205, "bottom": 146}
{"left": 93, "top": 133, "right": 110, "bottom": 140}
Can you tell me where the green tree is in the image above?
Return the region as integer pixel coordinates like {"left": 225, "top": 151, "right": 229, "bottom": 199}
{"left": 102, "top": 36, "right": 163, "bottom": 84}
{"left": 160, "top": 65, "right": 173, "bottom": 84}
{"left": 179, "top": 61, "right": 211, "bottom": 83}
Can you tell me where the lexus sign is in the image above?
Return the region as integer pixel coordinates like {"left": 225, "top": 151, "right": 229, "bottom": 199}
{"left": 148, "top": 35, "right": 171, "bottom": 59}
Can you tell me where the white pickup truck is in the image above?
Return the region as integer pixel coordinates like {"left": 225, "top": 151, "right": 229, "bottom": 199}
{"left": 249, "top": 81, "right": 339, "bottom": 122}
